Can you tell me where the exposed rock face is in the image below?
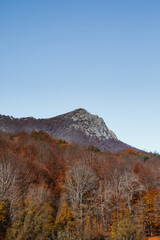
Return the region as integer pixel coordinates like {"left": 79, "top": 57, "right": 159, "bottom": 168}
{"left": 0, "top": 109, "right": 134, "bottom": 152}
{"left": 57, "top": 108, "right": 117, "bottom": 140}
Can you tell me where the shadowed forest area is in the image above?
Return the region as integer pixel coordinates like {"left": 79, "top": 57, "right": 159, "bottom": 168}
{"left": 0, "top": 131, "right": 160, "bottom": 240}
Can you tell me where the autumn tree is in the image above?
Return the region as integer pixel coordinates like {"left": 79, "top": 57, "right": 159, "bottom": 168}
{"left": 6, "top": 185, "right": 54, "bottom": 240}
{"left": 54, "top": 202, "right": 76, "bottom": 240}
{"left": 0, "top": 201, "right": 7, "bottom": 239}
{"left": 111, "top": 213, "right": 146, "bottom": 240}
{"left": 0, "top": 155, "right": 21, "bottom": 222}
{"left": 140, "top": 190, "right": 160, "bottom": 236}
{"left": 64, "top": 162, "right": 98, "bottom": 239}
{"left": 119, "top": 171, "right": 144, "bottom": 212}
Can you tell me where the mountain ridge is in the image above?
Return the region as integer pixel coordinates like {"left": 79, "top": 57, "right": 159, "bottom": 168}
{"left": 0, "top": 108, "right": 136, "bottom": 152}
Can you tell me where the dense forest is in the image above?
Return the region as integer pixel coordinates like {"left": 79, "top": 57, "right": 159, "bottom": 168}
{"left": 0, "top": 131, "right": 160, "bottom": 240}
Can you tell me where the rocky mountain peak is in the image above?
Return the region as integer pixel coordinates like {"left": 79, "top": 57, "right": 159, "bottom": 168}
{"left": 0, "top": 109, "right": 135, "bottom": 152}
{"left": 56, "top": 108, "right": 117, "bottom": 140}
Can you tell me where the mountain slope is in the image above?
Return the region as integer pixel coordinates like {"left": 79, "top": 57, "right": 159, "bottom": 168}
{"left": 0, "top": 108, "right": 135, "bottom": 152}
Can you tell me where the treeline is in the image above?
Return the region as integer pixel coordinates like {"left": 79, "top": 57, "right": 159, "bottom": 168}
{"left": 0, "top": 131, "right": 160, "bottom": 239}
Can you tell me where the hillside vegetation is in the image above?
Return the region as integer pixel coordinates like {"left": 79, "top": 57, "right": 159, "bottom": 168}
{"left": 0, "top": 131, "right": 160, "bottom": 239}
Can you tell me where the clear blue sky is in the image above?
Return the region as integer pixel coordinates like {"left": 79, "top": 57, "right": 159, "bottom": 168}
{"left": 1, "top": 0, "right": 160, "bottom": 153}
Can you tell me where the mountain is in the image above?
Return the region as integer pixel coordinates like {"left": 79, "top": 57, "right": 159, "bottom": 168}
{"left": 0, "top": 108, "right": 134, "bottom": 152}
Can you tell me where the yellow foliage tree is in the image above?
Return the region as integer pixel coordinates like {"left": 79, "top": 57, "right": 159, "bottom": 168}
{"left": 6, "top": 198, "right": 54, "bottom": 240}
{"left": 111, "top": 213, "right": 145, "bottom": 240}
{"left": 54, "top": 202, "right": 76, "bottom": 240}
{"left": 141, "top": 190, "right": 160, "bottom": 236}
{"left": 0, "top": 201, "right": 7, "bottom": 239}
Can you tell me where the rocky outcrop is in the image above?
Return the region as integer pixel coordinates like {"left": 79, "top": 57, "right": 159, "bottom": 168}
{"left": 56, "top": 108, "right": 117, "bottom": 140}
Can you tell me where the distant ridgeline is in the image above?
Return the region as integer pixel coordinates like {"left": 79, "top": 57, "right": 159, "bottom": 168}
{"left": 0, "top": 108, "right": 136, "bottom": 152}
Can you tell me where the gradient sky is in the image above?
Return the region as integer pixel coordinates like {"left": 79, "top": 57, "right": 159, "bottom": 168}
{"left": 1, "top": 0, "right": 160, "bottom": 153}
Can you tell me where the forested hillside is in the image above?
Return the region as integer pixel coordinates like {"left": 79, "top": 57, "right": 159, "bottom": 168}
{"left": 0, "top": 131, "right": 160, "bottom": 239}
